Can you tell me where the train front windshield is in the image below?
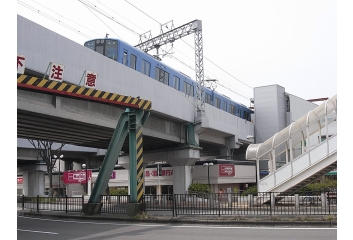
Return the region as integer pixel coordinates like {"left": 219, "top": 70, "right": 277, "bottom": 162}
{"left": 84, "top": 39, "right": 118, "bottom": 61}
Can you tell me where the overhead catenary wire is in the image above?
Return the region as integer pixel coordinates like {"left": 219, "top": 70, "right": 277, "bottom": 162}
{"left": 124, "top": 0, "right": 253, "bottom": 100}
{"left": 19, "top": 0, "right": 252, "bottom": 103}
{"left": 18, "top": 0, "right": 94, "bottom": 39}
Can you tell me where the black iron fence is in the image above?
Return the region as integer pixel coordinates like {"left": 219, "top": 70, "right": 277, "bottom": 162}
{"left": 17, "top": 190, "right": 337, "bottom": 217}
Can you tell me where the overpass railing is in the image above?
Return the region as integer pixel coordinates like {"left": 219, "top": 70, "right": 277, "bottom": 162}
{"left": 246, "top": 95, "right": 337, "bottom": 192}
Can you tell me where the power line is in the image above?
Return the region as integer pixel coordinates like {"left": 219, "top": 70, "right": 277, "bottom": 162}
{"left": 80, "top": 0, "right": 122, "bottom": 39}
{"left": 78, "top": 0, "right": 140, "bottom": 36}
{"left": 123, "top": 0, "right": 253, "bottom": 96}
{"left": 97, "top": 0, "right": 146, "bottom": 33}
{"left": 31, "top": 0, "right": 102, "bottom": 37}
{"left": 18, "top": 0, "right": 94, "bottom": 40}
{"left": 125, "top": 0, "right": 161, "bottom": 25}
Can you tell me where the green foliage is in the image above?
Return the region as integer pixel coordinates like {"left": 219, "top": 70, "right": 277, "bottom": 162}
{"left": 241, "top": 179, "right": 337, "bottom": 196}
{"left": 298, "top": 180, "right": 337, "bottom": 193}
{"left": 242, "top": 186, "right": 258, "bottom": 196}
{"left": 109, "top": 188, "right": 128, "bottom": 195}
{"left": 188, "top": 182, "right": 210, "bottom": 193}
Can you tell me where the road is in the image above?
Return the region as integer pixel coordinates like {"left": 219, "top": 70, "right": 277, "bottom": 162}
{"left": 17, "top": 216, "right": 337, "bottom": 240}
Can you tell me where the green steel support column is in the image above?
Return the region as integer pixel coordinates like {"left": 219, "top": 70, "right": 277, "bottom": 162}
{"left": 88, "top": 111, "right": 129, "bottom": 203}
{"left": 129, "top": 112, "right": 137, "bottom": 202}
{"left": 87, "top": 108, "right": 149, "bottom": 204}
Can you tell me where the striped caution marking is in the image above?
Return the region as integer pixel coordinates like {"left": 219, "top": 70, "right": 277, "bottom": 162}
{"left": 17, "top": 74, "right": 152, "bottom": 110}
{"left": 136, "top": 126, "right": 144, "bottom": 203}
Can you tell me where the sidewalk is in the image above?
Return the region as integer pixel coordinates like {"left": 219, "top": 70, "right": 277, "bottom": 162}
{"left": 17, "top": 208, "right": 337, "bottom": 227}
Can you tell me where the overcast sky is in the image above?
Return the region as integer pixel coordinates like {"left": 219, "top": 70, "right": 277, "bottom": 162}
{"left": 16, "top": 0, "right": 341, "bottom": 107}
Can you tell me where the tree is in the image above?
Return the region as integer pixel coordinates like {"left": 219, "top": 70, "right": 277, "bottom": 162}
{"left": 28, "top": 139, "right": 65, "bottom": 197}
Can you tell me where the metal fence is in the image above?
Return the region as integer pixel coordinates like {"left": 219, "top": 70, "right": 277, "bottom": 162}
{"left": 17, "top": 190, "right": 337, "bottom": 217}
{"left": 17, "top": 195, "right": 83, "bottom": 213}
{"left": 142, "top": 191, "right": 337, "bottom": 217}
{"left": 100, "top": 195, "right": 130, "bottom": 214}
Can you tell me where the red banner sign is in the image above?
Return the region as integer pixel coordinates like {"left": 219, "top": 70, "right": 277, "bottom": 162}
{"left": 218, "top": 164, "right": 235, "bottom": 176}
{"left": 63, "top": 170, "right": 92, "bottom": 184}
{"left": 17, "top": 177, "right": 23, "bottom": 184}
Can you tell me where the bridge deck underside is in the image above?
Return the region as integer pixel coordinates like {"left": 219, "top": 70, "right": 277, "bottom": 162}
{"left": 17, "top": 109, "right": 184, "bottom": 153}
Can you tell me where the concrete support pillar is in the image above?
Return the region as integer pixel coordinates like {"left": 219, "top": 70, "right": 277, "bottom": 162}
{"left": 22, "top": 172, "right": 29, "bottom": 196}
{"left": 140, "top": 147, "right": 201, "bottom": 195}
{"left": 172, "top": 166, "right": 193, "bottom": 194}
{"left": 156, "top": 185, "right": 162, "bottom": 195}
{"left": 18, "top": 165, "right": 47, "bottom": 196}
{"left": 220, "top": 148, "right": 229, "bottom": 157}
{"left": 27, "top": 171, "right": 45, "bottom": 196}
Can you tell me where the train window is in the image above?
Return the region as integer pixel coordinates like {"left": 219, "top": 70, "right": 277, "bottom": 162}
{"left": 105, "top": 40, "right": 118, "bottom": 60}
{"left": 215, "top": 98, "right": 221, "bottom": 109}
{"left": 205, "top": 93, "right": 211, "bottom": 104}
{"left": 173, "top": 76, "right": 180, "bottom": 90}
{"left": 244, "top": 112, "right": 248, "bottom": 120}
{"left": 96, "top": 45, "right": 104, "bottom": 55}
{"left": 223, "top": 100, "right": 227, "bottom": 111}
{"left": 155, "top": 67, "right": 169, "bottom": 85}
{"left": 142, "top": 60, "right": 150, "bottom": 76}
{"left": 84, "top": 41, "right": 95, "bottom": 51}
{"left": 123, "top": 51, "right": 128, "bottom": 65}
{"left": 184, "top": 82, "right": 194, "bottom": 97}
{"left": 130, "top": 54, "right": 136, "bottom": 70}
{"left": 230, "top": 104, "right": 236, "bottom": 115}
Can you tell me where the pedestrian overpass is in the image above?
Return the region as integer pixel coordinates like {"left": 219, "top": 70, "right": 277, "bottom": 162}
{"left": 246, "top": 95, "right": 337, "bottom": 194}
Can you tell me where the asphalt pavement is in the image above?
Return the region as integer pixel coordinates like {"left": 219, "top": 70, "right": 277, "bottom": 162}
{"left": 17, "top": 208, "right": 337, "bottom": 227}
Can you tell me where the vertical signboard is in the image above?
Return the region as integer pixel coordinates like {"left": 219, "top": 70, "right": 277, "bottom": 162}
{"left": 84, "top": 71, "right": 98, "bottom": 89}
{"left": 17, "top": 55, "right": 25, "bottom": 74}
{"left": 48, "top": 62, "right": 65, "bottom": 82}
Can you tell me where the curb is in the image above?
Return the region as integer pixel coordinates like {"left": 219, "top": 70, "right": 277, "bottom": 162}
{"left": 19, "top": 211, "right": 336, "bottom": 227}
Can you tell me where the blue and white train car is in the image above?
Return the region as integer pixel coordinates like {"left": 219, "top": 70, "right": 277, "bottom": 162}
{"left": 84, "top": 38, "right": 253, "bottom": 121}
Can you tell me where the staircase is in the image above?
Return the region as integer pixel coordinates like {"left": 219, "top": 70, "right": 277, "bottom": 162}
{"left": 246, "top": 95, "right": 337, "bottom": 194}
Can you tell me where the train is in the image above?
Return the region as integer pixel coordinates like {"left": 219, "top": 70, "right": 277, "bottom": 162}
{"left": 83, "top": 38, "right": 253, "bottom": 121}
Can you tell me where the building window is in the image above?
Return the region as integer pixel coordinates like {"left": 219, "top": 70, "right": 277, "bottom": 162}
{"left": 130, "top": 54, "right": 136, "bottom": 70}
{"left": 145, "top": 186, "right": 156, "bottom": 195}
{"left": 142, "top": 59, "right": 150, "bottom": 76}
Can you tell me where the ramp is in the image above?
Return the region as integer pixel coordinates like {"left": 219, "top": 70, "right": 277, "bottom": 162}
{"left": 246, "top": 95, "right": 337, "bottom": 194}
